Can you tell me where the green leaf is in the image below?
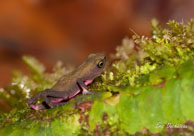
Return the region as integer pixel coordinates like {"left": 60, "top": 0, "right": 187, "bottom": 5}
{"left": 162, "top": 79, "right": 185, "bottom": 123}
{"left": 138, "top": 86, "right": 165, "bottom": 133}
{"left": 181, "top": 74, "right": 194, "bottom": 120}
{"left": 89, "top": 101, "right": 104, "bottom": 130}
{"left": 180, "top": 60, "right": 194, "bottom": 120}
{"left": 117, "top": 94, "right": 142, "bottom": 134}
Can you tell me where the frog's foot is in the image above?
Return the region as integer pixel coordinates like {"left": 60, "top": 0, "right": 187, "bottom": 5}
{"left": 82, "top": 88, "right": 93, "bottom": 95}
{"left": 27, "top": 93, "right": 41, "bottom": 105}
{"left": 29, "top": 104, "right": 46, "bottom": 110}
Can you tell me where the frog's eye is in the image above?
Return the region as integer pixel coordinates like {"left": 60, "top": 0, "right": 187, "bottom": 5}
{"left": 97, "top": 60, "right": 104, "bottom": 68}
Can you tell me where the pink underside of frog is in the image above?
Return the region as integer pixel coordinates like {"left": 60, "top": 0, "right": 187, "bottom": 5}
{"left": 50, "top": 80, "right": 93, "bottom": 103}
{"left": 29, "top": 80, "right": 93, "bottom": 109}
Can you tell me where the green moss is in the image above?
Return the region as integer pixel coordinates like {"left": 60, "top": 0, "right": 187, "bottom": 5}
{"left": 105, "top": 19, "right": 194, "bottom": 88}
{"left": 1, "top": 19, "right": 194, "bottom": 135}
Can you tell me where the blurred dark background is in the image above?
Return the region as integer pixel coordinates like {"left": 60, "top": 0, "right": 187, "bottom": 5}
{"left": 0, "top": 0, "right": 194, "bottom": 87}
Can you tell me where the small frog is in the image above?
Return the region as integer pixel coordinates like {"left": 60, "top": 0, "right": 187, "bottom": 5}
{"left": 27, "top": 53, "right": 106, "bottom": 110}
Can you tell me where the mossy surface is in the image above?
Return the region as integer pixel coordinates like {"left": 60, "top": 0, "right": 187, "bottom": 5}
{"left": 1, "top": 19, "right": 194, "bottom": 135}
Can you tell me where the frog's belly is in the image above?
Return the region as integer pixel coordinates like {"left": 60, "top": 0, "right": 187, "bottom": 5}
{"left": 50, "top": 80, "right": 93, "bottom": 103}
{"left": 51, "top": 89, "right": 81, "bottom": 103}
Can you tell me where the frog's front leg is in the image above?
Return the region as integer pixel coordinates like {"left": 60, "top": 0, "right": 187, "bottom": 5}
{"left": 77, "top": 78, "right": 93, "bottom": 95}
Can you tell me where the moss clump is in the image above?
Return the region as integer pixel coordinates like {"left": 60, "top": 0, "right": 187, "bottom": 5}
{"left": 102, "top": 19, "right": 194, "bottom": 87}
{"left": 1, "top": 19, "right": 194, "bottom": 135}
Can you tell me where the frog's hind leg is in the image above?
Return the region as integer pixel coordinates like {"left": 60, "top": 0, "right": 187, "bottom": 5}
{"left": 27, "top": 89, "right": 60, "bottom": 110}
{"left": 28, "top": 89, "right": 69, "bottom": 109}
{"left": 28, "top": 98, "right": 63, "bottom": 110}
{"left": 40, "top": 89, "right": 67, "bottom": 108}
{"left": 27, "top": 92, "right": 42, "bottom": 110}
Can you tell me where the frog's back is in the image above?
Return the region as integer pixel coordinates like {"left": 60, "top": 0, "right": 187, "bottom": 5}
{"left": 51, "top": 73, "right": 77, "bottom": 92}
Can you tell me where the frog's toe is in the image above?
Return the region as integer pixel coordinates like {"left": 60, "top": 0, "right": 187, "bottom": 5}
{"left": 29, "top": 104, "right": 39, "bottom": 110}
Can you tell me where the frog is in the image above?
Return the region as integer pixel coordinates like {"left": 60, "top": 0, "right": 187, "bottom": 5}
{"left": 27, "top": 53, "right": 106, "bottom": 110}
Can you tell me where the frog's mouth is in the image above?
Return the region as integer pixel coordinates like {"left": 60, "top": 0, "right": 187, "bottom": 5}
{"left": 84, "top": 80, "right": 93, "bottom": 86}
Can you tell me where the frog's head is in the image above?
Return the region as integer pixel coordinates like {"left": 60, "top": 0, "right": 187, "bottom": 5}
{"left": 80, "top": 53, "right": 106, "bottom": 80}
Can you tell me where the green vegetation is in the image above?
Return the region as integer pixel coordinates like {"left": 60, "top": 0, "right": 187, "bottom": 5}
{"left": 0, "top": 19, "right": 194, "bottom": 135}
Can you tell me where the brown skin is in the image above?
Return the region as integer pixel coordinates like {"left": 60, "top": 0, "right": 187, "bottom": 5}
{"left": 27, "top": 53, "right": 106, "bottom": 110}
